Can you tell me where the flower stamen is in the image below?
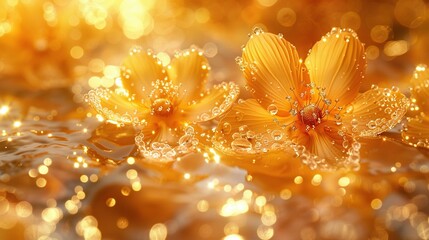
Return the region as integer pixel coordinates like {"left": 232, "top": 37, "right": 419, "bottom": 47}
{"left": 299, "top": 104, "right": 323, "bottom": 128}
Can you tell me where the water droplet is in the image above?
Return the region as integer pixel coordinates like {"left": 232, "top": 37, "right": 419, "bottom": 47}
{"left": 179, "top": 134, "right": 193, "bottom": 146}
{"left": 351, "top": 118, "right": 358, "bottom": 127}
{"left": 352, "top": 142, "right": 361, "bottom": 150}
{"left": 367, "top": 120, "right": 377, "bottom": 129}
{"left": 382, "top": 88, "right": 391, "bottom": 97}
{"left": 271, "top": 130, "right": 283, "bottom": 141}
{"left": 231, "top": 138, "right": 252, "bottom": 152}
{"left": 212, "top": 107, "right": 221, "bottom": 116}
{"left": 221, "top": 122, "right": 232, "bottom": 134}
{"left": 267, "top": 104, "right": 278, "bottom": 115}
{"left": 253, "top": 27, "right": 264, "bottom": 35}
{"left": 384, "top": 107, "right": 392, "bottom": 114}
{"left": 150, "top": 150, "right": 161, "bottom": 159}
{"left": 232, "top": 132, "right": 241, "bottom": 139}
{"left": 185, "top": 126, "right": 194, "bottom": 135}
{"left": 345, "top": 105, "right": 354, "bottom": 114}
{"left": 235, "top": 112, "right": 244, "bottom": 121}
{"left": 200, "top": 113, "right": 211, "bottom": 121}
{"left": 344, "top": 35, "right": 351, "bottom": 42}
{"left": 246, "top": 130, "right": 255, "bottom": 139}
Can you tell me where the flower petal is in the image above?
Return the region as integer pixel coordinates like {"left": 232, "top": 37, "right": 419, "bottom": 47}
{"left": 181, "top": 82, "right": 239, "bottom": 122}
{"left": 240, "top": 30, "right": 307, "bottom": 115}
{"left": 121, "top": 48, "right": 168, "bottom": 100}
{"left": 304, "top": 121, "right": 361, "bottom": 170}
{"left": 305, "top": 28, "right": 366, "bottom": 107}
{"left": 402, "top": 115, "right": 429, "bottom": 148}
{"left": 410, "top": 64, "right": 429, "bottom": 113}
{"left": 86, "top": 88, "right": 149, "bottom": 125}
{"left": 215, "top": 146, "right": 312, "bottom": 178}
{"left": 168, "top": 47, "right": 210, "bottom": 103}
{"left": 213, "top": 99, "right": 295, "bottom": 152}
{"left": 341, "top": 87, "right": 409, "bottom": 137}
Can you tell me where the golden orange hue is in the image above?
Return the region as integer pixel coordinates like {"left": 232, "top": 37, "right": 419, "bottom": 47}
{"left": 215, "top": 28, "right": 409, "bottom": 170}
{"left": 0, "top": 1, "right": 85, "bottom": 89}
{"left": 87, "top": 46, "right": 239, "bottom": 162}
{"left": 402, "top": 64, "right": 429, "bottom": 148}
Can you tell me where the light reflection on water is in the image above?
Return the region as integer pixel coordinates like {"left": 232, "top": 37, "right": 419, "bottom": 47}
{"left": 0, "top": 89, "right": 428, "bottom": 240}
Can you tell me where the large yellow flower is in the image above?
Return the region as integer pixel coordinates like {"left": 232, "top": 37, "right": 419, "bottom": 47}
{"left": 402, "top": 64, "right": 429, "bottom": 148}
{"left": 214, "top": 28, "right": 409, "bottom": 170}
{"left": 87, "top": 47, "right": 239, "bottom": 162}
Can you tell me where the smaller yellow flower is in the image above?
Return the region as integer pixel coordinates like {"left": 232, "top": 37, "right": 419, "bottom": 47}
{"left": 87, "top": 46, "right": 239, "bottom": 162}
{"left": 214, "top": 28, "right": 409, "bottom": 170}
{"left": 402, "top": 64, "right": 429, "bottom": 148}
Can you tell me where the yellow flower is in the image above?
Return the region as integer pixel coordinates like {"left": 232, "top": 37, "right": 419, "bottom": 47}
{"left": 87, "top": 47, "right": 239, "bottom": 162}
{"left": 402, "top": 64, "right": 429, "bottom": 148}
{"left": 214, "top": 28, "right": 409, "bottom": 170}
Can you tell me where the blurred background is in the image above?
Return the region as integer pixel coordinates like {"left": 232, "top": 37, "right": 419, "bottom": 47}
{"left": 1, "top": 0, "right": 429, "bottom": 240}
{"left": 1, "top": 0, "right": 428, "bottom": 93}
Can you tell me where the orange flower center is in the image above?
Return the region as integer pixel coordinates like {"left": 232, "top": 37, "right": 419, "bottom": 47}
{"left": 299, "top": 104, "right": 323, "bottom": 127}
{"left": 151, "top": 98, "right": 174, "bottom": 116}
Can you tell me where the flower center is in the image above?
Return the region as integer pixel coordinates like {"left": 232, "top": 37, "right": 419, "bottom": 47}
{"left": 151, "top": 98, "right": 173, "bottom": 116}
{"left": 299, "top": 104, "right": 323, "bottom": 127}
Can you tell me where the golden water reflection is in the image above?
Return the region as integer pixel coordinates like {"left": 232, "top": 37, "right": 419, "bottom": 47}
{"left": 1, "top": 0, "right": 429, "bottom": 239}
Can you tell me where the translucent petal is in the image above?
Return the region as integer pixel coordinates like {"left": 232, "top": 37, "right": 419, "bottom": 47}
{"left": 402, "top": 115, "right": 429, "bottom": 148}
{"left": 181, "top": 82, "right": 239, "bottom": 122}
{"left": 341, "top": 87, "right": 409, "bottom": 137}
{"left": 241, "top": 31, "right": 307, "bottom": 115}
{"left": 215, "top": 146, "right": 312, "bottom": 178}
{"left": 299, "top": 121, "right": 361, "bottom": 171}
{"left": 168, "top": 47, "right": 209, "bottom": 103}
{"left": 305, "top": 28, "right": 366, "bottom": 108}
{"left": 86, "top": 88, "right": 149, "bottom": 125}
{"left": 213, "top": 99, "right": 295, "bottom": 153}
{"left": 121, "top": 48, "right": 168, "bottom": 100}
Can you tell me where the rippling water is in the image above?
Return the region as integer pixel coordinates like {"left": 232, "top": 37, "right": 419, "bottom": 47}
{"left": 1, "top": 88, "right": 429, "bottom": 240}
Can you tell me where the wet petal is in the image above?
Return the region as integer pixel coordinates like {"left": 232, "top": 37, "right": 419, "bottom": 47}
{"left": 213, "top": 99, "right": 295, "bottom": 152}
{"left": 215, "top": 146, "right": 312, "bottom": 178}
{"left": 181, "top": 82, "right": 239, "bottom": 122}
{"left": 121, "top": 48, "right": 168, "bottom": 100}
{"left": 240, "top": 30, "right": 307, "bottom": 114}
{"left": 135, "top": 124, "right": 201, "bottom": 162}
{"left": 410, "top": 64, "right": 429, "bottom": 113}
{"left": 168, "top": 47, "right": 210, "bottom": 103}
{"left": 301, "top": 121, "right": 361, "bottom": 170}
{"left": 86, "top": 88, "right": 149, "bottom": 125}
{"left": 341, "top": 87, "right": 409, "bottom": 137}
{"left": 305, "top": 28, "right": 366, "bottom": 107}
{"left": 402, "top": 115, "right": 429, "bottom": 148}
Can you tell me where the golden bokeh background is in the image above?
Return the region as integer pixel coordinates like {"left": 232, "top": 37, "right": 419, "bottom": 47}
{"left": 1, "top": 0, "right": 429, "bottom": 239}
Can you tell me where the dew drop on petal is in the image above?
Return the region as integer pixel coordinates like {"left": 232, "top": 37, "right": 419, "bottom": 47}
{"left": 267, "top": 104, "right": 278, "bottom": 115}
{"left": 246, "top": 130, "right": 256, "bottom": 139}
{"left": 271, "top": 130, "right": 283, "bottom": 141}
{"left": 352, "top": 141, "right": 361, "bottom": 150}
{"left": 253, "top": 27, "right": 264, "bottom": 35}
{"left": 231, "top": 138, "right": 253, "bottom": 152}
{"left": 185, "top": 126, "right": 194, "bottom": 135}
{"left": 367, "top": 120, "right": 377, "bottom": 129}
{"left": 351, "top": 118, "right": 358, "bottom": 127}
{"left": 221, "top": 122, "right": 232, "bottom": 134}
{"left": 200, "top": 113, "right": 211, "bottom": 121}
{"left": 179, "top": 134, "right": 193, "bottom": 146}
{"left": 345, "top": 105, "right": 354, "bottom": 114}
